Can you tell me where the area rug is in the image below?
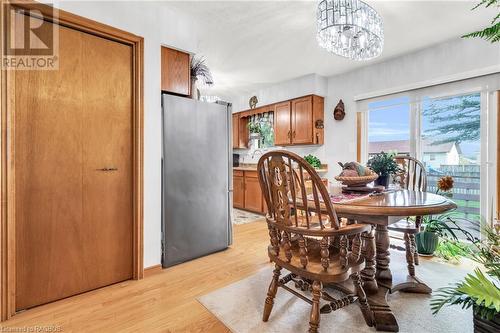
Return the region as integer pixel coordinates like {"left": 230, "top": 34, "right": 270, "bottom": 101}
{"left": 198, "top": 253, "right": 473, "bottom": 332}
{"left": 232, "top": 208, "right": 264, "bottom": 225}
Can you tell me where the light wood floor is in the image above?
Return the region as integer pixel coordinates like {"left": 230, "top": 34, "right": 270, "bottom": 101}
{"left": 0, "top": 221, "right": 271, "bottom": 332}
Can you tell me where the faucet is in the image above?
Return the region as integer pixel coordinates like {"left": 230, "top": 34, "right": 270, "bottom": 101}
{"left": 251, "top": 149, "right": 264, "bottom": 159}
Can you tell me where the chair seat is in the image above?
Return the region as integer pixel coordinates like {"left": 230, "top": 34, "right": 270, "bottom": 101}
{"left": 387, "top": 218, "right": 420, "bottom": 234}
{"left": 268, "top": 237, "right": 364, "bottom": 284}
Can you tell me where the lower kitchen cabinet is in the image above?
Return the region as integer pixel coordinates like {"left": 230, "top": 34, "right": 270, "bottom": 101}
{"left": 243, "top": 174, "right": 263, "bottom": 212}
{"left": 233, "top": 171, "right": 245, "bottom": 209}
{"left": 233, "top": 170, "right": 265, "bottom": 214}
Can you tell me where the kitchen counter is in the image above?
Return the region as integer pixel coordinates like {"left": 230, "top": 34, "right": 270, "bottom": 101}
{"left": 234, "top": 164, "right": 328, "bottom": 173}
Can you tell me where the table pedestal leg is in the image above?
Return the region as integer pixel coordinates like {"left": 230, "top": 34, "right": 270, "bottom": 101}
{"left": 360, "top": 228, "right": 377, "bottom": 294}
{"left": 375, "top": 225, "right": 392, "bottom": 281}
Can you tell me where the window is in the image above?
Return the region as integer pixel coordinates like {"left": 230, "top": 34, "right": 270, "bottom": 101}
{"left": 364, "top": 92, "right": 483, "bottom": 239}
{"left": 367, "top": 97, "right": 410, "bottom": 158}
{"left": 422, "top": 93, "right": 481, "bottom": 237}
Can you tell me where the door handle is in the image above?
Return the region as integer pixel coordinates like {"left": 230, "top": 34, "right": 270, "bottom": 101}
{"left": 96, "top": 167, "right": 118, "bottom": 171}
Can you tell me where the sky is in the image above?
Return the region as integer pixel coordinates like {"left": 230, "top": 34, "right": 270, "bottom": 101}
{"left": 368, "top": 95, "right": 480, "bottom": 159}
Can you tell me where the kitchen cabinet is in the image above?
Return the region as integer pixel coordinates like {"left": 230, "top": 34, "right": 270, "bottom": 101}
{"left": 238, "top": 116, "right": 248, "bottom": 148}
{"left": 161, "top": 46, "right": 190, "bottom": 95}
{"left": 243, "top": 172, "right": 263, "bottom": 213}
{"left": 232, "top": 114, "right": 239, "bottom": 149}
{"left": 274, "top": 101, "right": 291, "bottom": 145}
{"left": 233, "top": 170, "right": 245, "bottom": 209}
{"left": 292, "top": 96, "right": 314, "bottom": 144}
{"left": 233, "top": 95, "right": 324, "bottom": 147}
{"left": 232, "top": 170, "right": 265, "bottom": 214}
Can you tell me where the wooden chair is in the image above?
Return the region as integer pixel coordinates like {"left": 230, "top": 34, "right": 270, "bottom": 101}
{"left": 388, "top": 155, "right": 427, "bottom": 276}
{"left": 257, "top": 150, "right": 373, "bottom": 333}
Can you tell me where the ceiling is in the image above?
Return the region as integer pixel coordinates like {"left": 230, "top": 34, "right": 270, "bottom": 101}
{"left": 167, "top": 1, "right": 498, "bottom": 97}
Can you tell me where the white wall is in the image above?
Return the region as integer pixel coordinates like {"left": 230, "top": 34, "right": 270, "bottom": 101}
{"left": 231, "top": 37, "right": 499, "bottom": 180}
{"left": 231, "top": 73, "right": 328, "bottom": 165}
{"left": 56, "top": 1, "right": 199, "bottom": 268}
{"left": 324, "top": 37, "right": 499, "bottom": 179}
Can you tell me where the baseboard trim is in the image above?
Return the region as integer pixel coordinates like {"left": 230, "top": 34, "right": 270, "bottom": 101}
{"left": 144, "top": 264, "right": 162, "bottom": 277}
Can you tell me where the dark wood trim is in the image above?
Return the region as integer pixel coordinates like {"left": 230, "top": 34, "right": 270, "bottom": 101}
{"left": 144, "top": 265, "right": 162, "bottom": 278}
{"left": 0, "top": 0, "right": 144, "bottom": 320}
{"left": 356, "top": 112, "right": 362, "bottom": 163}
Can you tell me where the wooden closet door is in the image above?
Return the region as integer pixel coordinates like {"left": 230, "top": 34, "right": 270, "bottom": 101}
{"left": 15, "top": 23, "right": 85, "bottom": 311}
{"left": 15, "top": 19, "right": 133, "bottom": 310}
{"left": 80, "top": 34, "right": 133, "bottom": 288}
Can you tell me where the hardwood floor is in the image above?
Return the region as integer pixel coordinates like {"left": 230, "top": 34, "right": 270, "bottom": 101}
{"left": 0, "top": 221, "right": 270, "bottom": 332}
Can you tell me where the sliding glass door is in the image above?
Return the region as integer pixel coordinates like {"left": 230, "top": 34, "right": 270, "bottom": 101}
{"left": 366, "top": 92, "right": 483, "bottom": 239}
{"left": 421, "top": 93, "right": 481, "bottom": 238}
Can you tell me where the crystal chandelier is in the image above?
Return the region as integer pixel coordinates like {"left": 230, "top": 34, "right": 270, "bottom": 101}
{"left": 317, "top": 0, "right": 384, "bottom": 61}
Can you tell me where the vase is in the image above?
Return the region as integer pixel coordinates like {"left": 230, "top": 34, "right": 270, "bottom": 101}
{"left": 415, "top": 231, "right": 439, "bottom": 255}
{"left": 473, "top": 305, "right": 500, "bottom": 333}
{"left": 374, "top": 175, "right": 390, "bottom": 187}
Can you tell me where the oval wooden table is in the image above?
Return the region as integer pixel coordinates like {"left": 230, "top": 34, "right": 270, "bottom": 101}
{"left": 332, "top": 190, "right": 457, "bottom": 332}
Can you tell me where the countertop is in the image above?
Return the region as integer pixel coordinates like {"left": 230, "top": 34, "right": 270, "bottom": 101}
{"left": 234, "top": 164, "right": 328, "bottom": 173}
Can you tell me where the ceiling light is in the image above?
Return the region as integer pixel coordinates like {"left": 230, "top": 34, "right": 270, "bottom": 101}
{"left": 317, "top": 0, "right": 384, "bottom": 61}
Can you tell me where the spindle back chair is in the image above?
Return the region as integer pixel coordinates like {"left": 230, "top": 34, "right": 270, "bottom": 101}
{"left": 257, "top": 150, "right": 373, "bottom": 333}
{"left": 389, "top": 155, "right": 428, "bottom": 273}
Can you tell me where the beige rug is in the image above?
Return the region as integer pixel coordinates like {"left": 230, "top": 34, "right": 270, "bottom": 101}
{"left": 232, "top": 208, "right": 264, "bottom": 225}
{"left": 198, "top": 253, "right": 473, "bottom": 332}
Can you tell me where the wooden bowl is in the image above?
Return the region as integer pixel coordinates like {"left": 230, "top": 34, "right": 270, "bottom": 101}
{"left": 334, "top": 173, "right": 379, "bottom": 186}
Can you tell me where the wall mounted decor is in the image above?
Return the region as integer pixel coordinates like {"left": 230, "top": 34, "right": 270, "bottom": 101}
{"left": 249, "top": 96, "right": 258, "bottom": 109}
{"left": 334, "top": 99, "right": 345, "bottom": 120}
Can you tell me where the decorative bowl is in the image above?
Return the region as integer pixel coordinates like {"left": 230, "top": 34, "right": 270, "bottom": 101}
{"left": 334, "top": 172, "right": 379, "bottom": 187}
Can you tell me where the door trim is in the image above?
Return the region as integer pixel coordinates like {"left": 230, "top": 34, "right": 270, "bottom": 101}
{"left": 0, "top": 0, "right": 144, "bottom": 320}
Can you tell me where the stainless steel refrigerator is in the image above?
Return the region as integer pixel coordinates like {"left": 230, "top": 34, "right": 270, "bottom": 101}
{"left": 161, "top": 94, "right": 233, "bottom": 268}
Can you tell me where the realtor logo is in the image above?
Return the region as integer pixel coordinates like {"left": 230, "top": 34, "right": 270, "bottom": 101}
{"left": 3, "top": 2, "right": 59, "bottom": 70}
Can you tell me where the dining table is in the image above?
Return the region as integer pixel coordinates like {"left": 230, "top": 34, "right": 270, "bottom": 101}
{"left": 329, "top": 189, "right": 457, "bottom": 332}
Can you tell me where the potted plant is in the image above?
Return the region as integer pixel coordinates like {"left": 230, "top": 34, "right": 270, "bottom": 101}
{"left": 190, "top": 56, "right": 213, "bottom": 100}
{"left": 416, "top": 175, "right": 456, "bottom": 255}
{"left": 304, "top": 154, "right": 321, "bottom": 169}
{"left": 366, "top": 152, "right": 401, "bottom": 187}
{"left": 431, "top": 222, "right": 500, "bottom": 332}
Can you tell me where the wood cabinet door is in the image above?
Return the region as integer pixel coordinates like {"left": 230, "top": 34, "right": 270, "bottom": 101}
{"left": 232, "top": 114, "right": 239, "bottom": 149}
{"left": 233, "top": 175, "right": 245, "bottom": 209}
{"left": 292, "top": 96, "right": 313, "bottom": 145}
{"left": 161, "top": 47, "right": 190, "bottom": 95}
{"left": 244, "top": 173, "right": 263, "bottom": 213}
{"left": 14, "top": 19, "right": 133, "bottom": 310}
{"left": 274, "top": 101, "right": 291, "bottom": 145}
{"left": 238, "top": 116, "right": 248, "bottom": 148}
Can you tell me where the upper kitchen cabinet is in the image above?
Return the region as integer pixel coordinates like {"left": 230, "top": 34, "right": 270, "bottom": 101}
{"left": 161, "top": 46, "right": 190, "bottom": 95}
{"left": 274, "top": 101, "right": 291, "bottom": 145}
{"left": 291, "top": 95, "right": 324, "bottom": 145}
{"left": 232, "top": 114, "right": 239, "bottom": 149}
{"left": 275, "top": 95, "right": 324, "bottom": 146}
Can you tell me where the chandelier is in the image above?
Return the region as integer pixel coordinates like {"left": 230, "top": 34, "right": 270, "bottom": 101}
{"left": 317, "top": 0, "right": 384, "bottom": 61}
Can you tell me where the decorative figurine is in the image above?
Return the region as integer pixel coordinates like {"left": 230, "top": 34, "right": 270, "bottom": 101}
{"left": 333, "top": 99, "right": 345, "bottom": 120}
{"left": 249, "top": 96, "right": 258, "bottom": 109}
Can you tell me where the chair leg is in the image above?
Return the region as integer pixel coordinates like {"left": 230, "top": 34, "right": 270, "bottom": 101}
{"left": 352, "top": 272, "right": 374, "bottom": 327}
{"left": 262, "top": 264, "right": 282, "bottom": 322}
{"left": 404, "top": 233, "right": 415, "bottom": 276}
{"left": 309, "top": 280, "right": 322, "bottom": 333}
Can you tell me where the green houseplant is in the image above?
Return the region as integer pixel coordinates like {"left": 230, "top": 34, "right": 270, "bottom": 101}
{"left": 366, "top": 152, "right": 400, "bottom": 187}
{"left": 304, "top": 154, "right": 321, "bottom": 169}
{"left": 416, "top": 176, "right": 456, "bottom": 255}
{"left": 431, "top": 222, "right": 500, "bottom": 332}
